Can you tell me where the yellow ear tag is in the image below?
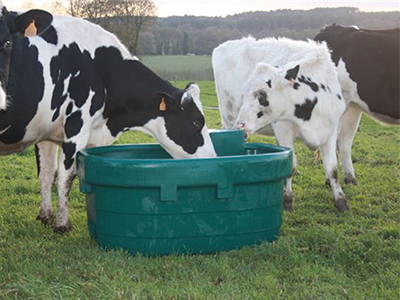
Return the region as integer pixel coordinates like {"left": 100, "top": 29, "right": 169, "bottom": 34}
{"left": 24, "top": 20, "right": 38, "bottom": 37}
{"left": 159, "top": 97, "right": 166, "bottom": 111}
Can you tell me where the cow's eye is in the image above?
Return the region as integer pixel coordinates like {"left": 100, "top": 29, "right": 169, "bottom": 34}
{"left": 193, "top": 120, "right": 201, "bottom": 129}
{"left": 4, "top": 40, "right": 11, "bottom": 49}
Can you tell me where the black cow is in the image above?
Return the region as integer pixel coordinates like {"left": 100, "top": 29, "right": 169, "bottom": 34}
{"left": 314, "top": 24, "right": 399, "bottom": 185}
{"left": 0, "top": 7, "right": 216, "bottom": 232}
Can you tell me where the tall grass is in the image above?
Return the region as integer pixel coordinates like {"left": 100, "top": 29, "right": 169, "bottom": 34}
{"left": 0, "top": 81, "right": 399, "bottom": 299}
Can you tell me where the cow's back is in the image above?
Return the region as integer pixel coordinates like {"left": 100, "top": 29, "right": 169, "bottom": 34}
{"left": 315, "top": 26, "right": 400, "bottom": 123}
{"left": 50, "top": 15, "right": 132, "bottom": 59}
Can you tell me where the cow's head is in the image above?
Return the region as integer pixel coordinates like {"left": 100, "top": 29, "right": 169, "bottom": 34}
{"left": 0, "top": 5, "right": 53, "bottom": 110}
{"left": 235, "top": 63, "right": 300, "bottom": 137}
{"left": 143, "top": 82, "right": 216, "bottom": 159}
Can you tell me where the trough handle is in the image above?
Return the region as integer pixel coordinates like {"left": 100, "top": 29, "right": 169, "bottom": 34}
{"left": 79, "top": 180, "right": 93, "bottom": 194}
{"left": 160, "top": 184, "right": 177, "bottom": 202}
{"left": 217, "top": 182, "right": 234, "bottom": 199}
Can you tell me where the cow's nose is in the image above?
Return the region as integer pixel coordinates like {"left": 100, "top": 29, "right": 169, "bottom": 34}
{"left": 235, "top": 121, "right": 251, "bottom": 140}
{"left": 235, "top": 122, "right": 246, "bottom": 129}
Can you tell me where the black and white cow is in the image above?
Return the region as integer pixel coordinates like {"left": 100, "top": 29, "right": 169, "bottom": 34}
{"left": 314, "top": 24, "right": 399, "bottom": 184}
{"left": 0, "top": 5, "right": 216, "bottom": 232}
{"left": 213, "top": 37, "right": 348, "bottom": 211}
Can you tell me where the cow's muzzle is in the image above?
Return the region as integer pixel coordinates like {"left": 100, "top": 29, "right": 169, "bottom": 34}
{"left": 235, "top": 121, "right": 252, "bottom": 140}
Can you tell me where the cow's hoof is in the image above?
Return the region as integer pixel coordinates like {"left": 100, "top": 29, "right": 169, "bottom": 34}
{"left": 344, "top": 176, "right": 358, "bottom": 185}
{"left": 36, "top": 214, "right": 54, "bottom": 226}
{"left": 54, "top": 222, "right": 72, "bottom": 234}
{"left": 334, "top": 197, "right": 349, "bottom": 212}
{"left": 283, "top": 201, "right": 294, "bottom": 212}
{"left": 283, "top": 194, "right": 294, "bottom": 212}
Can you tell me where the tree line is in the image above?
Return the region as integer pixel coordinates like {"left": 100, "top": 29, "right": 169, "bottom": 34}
{"left": 142, "top": 7, "right": 399, "bottom": 56}
{"left": 33, "top": 1, "right": 399, "bottom": 57}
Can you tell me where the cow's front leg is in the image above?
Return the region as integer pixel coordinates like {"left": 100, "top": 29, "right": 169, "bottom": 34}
{"left": 273, "top": 121, "right": 298, "bottom": 211}
{"left": 36, "top": 141, "right": 58, "bottom": 226}
{"left": 337, "top": 102, "right": 362, "bottom": 185}
{"left": 320, "top": 134, "right": 349, "bottom": 211}
{"left": 54, "top": 141, "right": 78, "bottom": 233}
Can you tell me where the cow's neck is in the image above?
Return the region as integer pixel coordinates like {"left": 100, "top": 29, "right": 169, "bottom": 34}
{"left": 95, "top": 47, "right": 176, "bottom": 136}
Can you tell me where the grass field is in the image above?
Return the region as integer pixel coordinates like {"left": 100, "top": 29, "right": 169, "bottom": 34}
{"left": 0, "top": 81, "right": 399, "bottom": 299}
{"left": 141, "top": 55, "right": 214, "bottom": 81}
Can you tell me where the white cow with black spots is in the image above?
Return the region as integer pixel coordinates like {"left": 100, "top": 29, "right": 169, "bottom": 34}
{"left": 212, "top": 37, "right": 348, "bottom": 211}
{"left": 0, "top": 5, "right": 216, "bottom": 232}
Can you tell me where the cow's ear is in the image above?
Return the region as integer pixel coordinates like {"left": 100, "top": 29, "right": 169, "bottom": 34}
{"left": 185, "top": 82, "right": 200, "bottom": 101}
{"left": 14, "top": 9, "right": 53, "bottom": 37}
{"left": 284, "top": 65, "right": 300, "bottom": 81}
{"left": 255, "top": 62, "right": 275, "bottom": 75}
{"left": 154, "top": 92, "right": 173, "bottom": 112}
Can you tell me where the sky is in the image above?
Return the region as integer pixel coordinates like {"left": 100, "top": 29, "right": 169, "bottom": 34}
{"left": 2, "top": 0, "right": 400, "bottom": 17}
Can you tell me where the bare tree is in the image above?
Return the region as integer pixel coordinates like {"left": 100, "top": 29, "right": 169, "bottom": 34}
{"left": 50, "top": 0, "right": 76, "bottom": 16}
{"left": 108, "top": 0, "right": 157, "bottom": 54}
{"left": 51, "top": 0, "right": 98, "bottom": 18}
{"left": 54, "top": 0, "right": 157, "bottom": 55}
{"left": 20, "top": 1, "right": 35, "bottom": 10}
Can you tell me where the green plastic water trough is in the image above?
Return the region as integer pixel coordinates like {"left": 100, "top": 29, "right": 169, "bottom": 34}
{"left": 76, "top": 130, "right": 292, "bottom": 255}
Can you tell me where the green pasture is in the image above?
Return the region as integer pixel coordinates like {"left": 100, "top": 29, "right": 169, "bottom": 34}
{"left": 141, "top": 55, "right": 214, "bottom": 81}
{"left": 0, "top": 81, "right": 399, "bottom": 299}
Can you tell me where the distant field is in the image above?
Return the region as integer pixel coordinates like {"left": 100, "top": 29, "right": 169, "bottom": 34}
{"left": 141, "top": 55, "right": 213, "bottom": 81}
